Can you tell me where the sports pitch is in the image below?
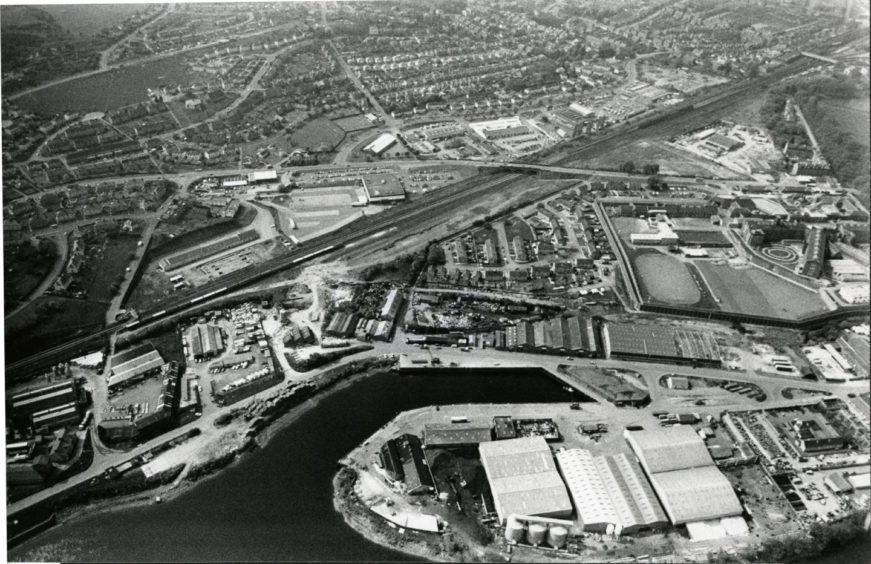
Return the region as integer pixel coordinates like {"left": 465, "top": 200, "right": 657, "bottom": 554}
{"left": 634, "top": 252, "right": 701, "bottom": 305}
{"left": 696, "top": 263, "right": 829, "bottom": 319}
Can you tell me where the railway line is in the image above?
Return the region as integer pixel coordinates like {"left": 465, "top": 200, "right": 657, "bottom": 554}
{"left": 6, "top": 173, "right": 522, "bottom": 376}
{"left": 7, "top": 34, "right": 861, "bottom": 377}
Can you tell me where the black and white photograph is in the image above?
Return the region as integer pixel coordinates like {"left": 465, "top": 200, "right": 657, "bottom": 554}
{"left": 1, "top": 0, "right": 870, "bottom": 562}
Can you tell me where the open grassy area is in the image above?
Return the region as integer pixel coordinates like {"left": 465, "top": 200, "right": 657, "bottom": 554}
{"left": 633, "top": 251, "right": 701, "bottom": 305}
{"left": 289, "top": 118, "right": 346, "bottom": 152}
{"left": 581, "top": 140, "right": 737, "bottom": 178}
{"left": 5, "top": 296, "right": 107, "bottom": 363}
{"left": 87, "top": 234, "right": 140, "bottom": 303}
{"left": 3, "top": 238, "right": 58, "bottom": 312}
{"left": 696, "top": 263, "right": 828, "bottom": 319}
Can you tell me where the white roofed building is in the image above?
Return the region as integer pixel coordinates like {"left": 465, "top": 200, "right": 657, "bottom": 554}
{"left": 479, "top": 436, "right": 573, "bottom": 524}
{"left": 624, "top": 427, "right": 744, "bottom": 532}
{"left": 364, "top": 133, "right": 398, "bottom": 155}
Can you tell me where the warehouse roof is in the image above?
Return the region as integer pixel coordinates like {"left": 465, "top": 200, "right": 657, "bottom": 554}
{"left": 424, "top": 423, "right": 492, "bottom": 447}
{"left": 108, "top": 349, "right": 165, "bottom": 388}
{"left": 649, "top": 466, "right": 743, "bottom": 524}
{"left": 624, "top": 426, "right": 713, "bottom": 473}
{"left": 605, "top": 323, "right": 681, "bottom": 359}
{"left": 479, "top": 436, "right": 572, "bottom": 522}
{"left": 364, "top": 133, "right": 397, "bottom": 155}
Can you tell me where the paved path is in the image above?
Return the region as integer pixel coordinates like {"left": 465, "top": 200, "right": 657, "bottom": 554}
{"left": 4, "top": 233, "right": 69, "bottom": 320}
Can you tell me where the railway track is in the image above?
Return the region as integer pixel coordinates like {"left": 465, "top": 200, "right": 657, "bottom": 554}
{"left": 6, "top": 173, "right": 522, "bottom": 376}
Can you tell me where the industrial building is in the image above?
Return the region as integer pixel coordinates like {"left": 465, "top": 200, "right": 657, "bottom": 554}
{"left": 247, "top": 170, "right": 278, "bottom": 183}
{"left": 30, "top": 403, "right": 80, "bottom": 433}
{"left": 503, "top": 315, "right": 597, "bottom": 356}
{"left": 380, "top": 288, "right": 403, "bottom": 321}
{"left": 363, "top": 133, "right": 397, "bottom": 155}
{"left": 423, "top": 423, "right": 493, "bottom": 448}
{"left": 362, "top": 174, "right": 406, "bottom": 203}
{"left": 10, "top": 380, "right": 80, "bottom": 428}
{"left": 325, "top": 311, "right": 360, "bottom": 338}
{"left": 99, "top": 362, "right": 182, "bottom": 444}
{"left": 478, "top": 436, "right": 573, "bottom": 524}
{"left": 601, "top": 323, "right": 721, "bottom": 367}
{"left": 189, "top": 324, "right": 225, "bottom": 360}
{"left": 468, "top": 116, "right": 530, "bottom": 140}
{"left": 379, "top": 433, "right": 435, "bottom": 495}
{"left": 555, "top": 449, "right": 668, "bottom": 535}
{"left": 789, "top": 413, "right": 845, "bottom": 454}
{"left": 107, "top": 344, "right": 165, "bottom": 389}
{"left": 624, "top": 427, "right": 745, "bottom": 537}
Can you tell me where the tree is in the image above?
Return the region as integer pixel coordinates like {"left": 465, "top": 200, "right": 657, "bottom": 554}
{"left": 278, "top": 184, "right": 291, "bottom": 194}
{"left": 620, "top": 161, "right": 636, "bottom": 173}
{"left": 642, "top": 163, "right": 660, "bottom": 175}
{"left": 647, "top": 174, "right": 663, "bottom": 190}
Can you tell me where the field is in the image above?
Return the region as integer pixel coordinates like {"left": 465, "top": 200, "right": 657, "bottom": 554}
{"left": 633, "top": 251, "right": 701, "bottom": 305}
{"left": 696, "top": 262, "right": 829, "bottom": 319}
{"left": 41, "top": 4, "right": 146, "bottom": 36}
{"left": 14, "top": 56, "right": 193, "bottom": 115}
{"left": 822, "top": 97, "right": 870, "bottom": 149}
{"left": 582, "top": 140, "right": 739, "bottom": 178}
{"left": 4, "top": 296, "right": 107, "bottom": 363}
{"left": 332, "top": 114, "right": 374, "bottom": 133}
{"left": 3, "top": 239, "right": 58, "bottom": 312}
{"left": 87, "top": 235, "right": 140, "bottom": 303}
{"left": 289, "top": 118, "right": 346, "bottom": 152}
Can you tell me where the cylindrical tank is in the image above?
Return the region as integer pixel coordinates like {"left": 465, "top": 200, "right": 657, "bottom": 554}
{"left": 527, "top": 523, "right": 547, "bottom": 546}
{"left": 504, "top": 516, "right": 525, "bottom": 543}
{"left": 606, "top": 523, "right": 615, "bottom": 537}
{"left": 547, "top": 525, "right": 568, "bottom": 549}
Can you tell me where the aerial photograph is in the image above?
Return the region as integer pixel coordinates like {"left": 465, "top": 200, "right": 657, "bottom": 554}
{"left": 1, "top": 0, "right": 869, "bottom": 562}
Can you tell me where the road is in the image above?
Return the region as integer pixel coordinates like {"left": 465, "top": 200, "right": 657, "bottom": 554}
{"left": 98, "top": 4, "right": 174, "bottom": 70}
{"left": 4, "top": 233, "right": 69, "bottom": 320}
{"left": 7, "top": 23, "right": 298, "bottom": 103}
{"left": 9, "top": 337, "right": 865, "bottom": 517}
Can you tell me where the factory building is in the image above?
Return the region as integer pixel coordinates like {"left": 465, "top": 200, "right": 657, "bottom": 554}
{"left": 468, "top": 116, "right": 531, "bottom": 141}
{"left": 189, "top": 324, "right": 225, "bottom": 360}
{"left": 555, "top": 449, "right": 668, "bottom": 535}
{"left": 503, "top": 315, "right": 597, "bottom": 356}
{"left": 624, "top": 427, "right": 745, "bottom": 538}
{"left": 423, "top": 423, "right": 493, "bottom": 449}
{"left": 107, "top": 344, "right": 165, "bottom": 389}
{"left": 361, "top": 174, "right": 406, "bottom": 203}
{"left": 30, "top": 403, "right": 80, "bottom": 433}
{"left": 601, "top": 323, "right": 721, "bottom": 367}
{"left": 380, "top": 288, "right": 404, "bottom": 321}
{"left": 379, "top": 433, "right": 435, "bottom": 495}
{"left": 363, "top": 133, "right": 397, "bottom": 155}
{"left": 247, "top": 170, "right": 278, "bottom": 184}
{"left": 790, "top": 413, "right": 845, "bottom": 454}
{"left": 325, "top": 311, "right": 360, "bottom": 338}
{"left": 478, "top": 436, "right": 573, "bottom": 524}
{"left": 10, "top": 380, "right": 80, "bottom": 427}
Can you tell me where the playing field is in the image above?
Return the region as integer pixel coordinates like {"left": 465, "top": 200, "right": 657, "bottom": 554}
{"left": 634, "top": 252, "right": 701, "bottom": 305}
{"left": 696, "top": 263, "right": 829, "bottom": 319}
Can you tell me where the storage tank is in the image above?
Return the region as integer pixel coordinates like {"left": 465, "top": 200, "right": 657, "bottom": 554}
{"left": 504, "top": 516, "right": 525, "bottom": 543}
{"left": 547, "top": 525, "right": 568, "bottom": 549}
{"left": 527, "top": 523, "right": 547, "bottom": 546}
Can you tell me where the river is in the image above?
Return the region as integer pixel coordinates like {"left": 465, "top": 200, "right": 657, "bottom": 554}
{"left": 9, "top": 368, "right": 580, "bottom": 562}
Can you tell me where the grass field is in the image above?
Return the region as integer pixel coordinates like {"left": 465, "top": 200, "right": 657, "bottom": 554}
{"left": 5, "top": 296, "right": 107, "bottom": 363}
{"left": 582, "top": 140, "right": 737, "bottom": 178}
{"left": 290, "top": 118, "right": 346, "bottom": 151}
{"left": 88, "top": 235, "right": 140, "bottom": 303}
{"left": 633, "top": 251, "right": 701, "bottom": 305}
{"left": 332, "top": 114, "right": 374, "bottom": 133}
{"left": 822, "top": 97, "right": 870, "bottom": 149}
{"left": 696, "top": 263, "right": 828, "bottom": 319}
{"left": 3, "top": 239, "right": 58, "bottom": 312}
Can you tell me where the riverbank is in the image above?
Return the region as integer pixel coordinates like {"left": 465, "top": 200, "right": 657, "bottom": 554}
{"left": 8, "top": 355, "right": 396, "bottom": 551}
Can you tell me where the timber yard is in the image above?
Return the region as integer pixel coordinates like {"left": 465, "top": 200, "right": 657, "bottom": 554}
{"left": 2, "top": 1, "right": 870, "bottom": 563}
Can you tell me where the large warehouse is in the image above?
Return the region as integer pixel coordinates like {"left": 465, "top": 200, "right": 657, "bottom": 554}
{"left": 479, "top": 436, "right": 573, "bottom": 523}
{"left": 624, "top": 427, "right": 745, "bottom": 538}
{"left": 555, "top": 449, "right": 668, "bottom": 535}
{"left": 107, "top": 344, "right": 165, "bottom": 389}
{"left": 601, "top": 322, "right": 721, "bottom": 367}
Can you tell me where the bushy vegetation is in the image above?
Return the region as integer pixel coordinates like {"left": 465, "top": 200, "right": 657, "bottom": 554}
{"left": 360, "top": 242, "right": 445, "bottom": 283}
{"left": 749, "top": 511, "right": 870, "bottom": 563}
{"left": 762, "top": 76, "right": 870, "bottom": 194}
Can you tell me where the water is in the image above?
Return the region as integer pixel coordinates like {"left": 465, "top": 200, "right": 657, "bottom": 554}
{"left": 9, "top": 369, "right": 579, "bottom": 562}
